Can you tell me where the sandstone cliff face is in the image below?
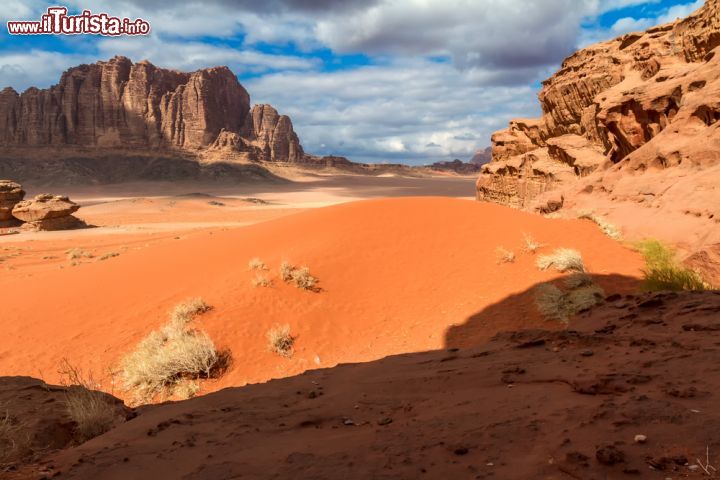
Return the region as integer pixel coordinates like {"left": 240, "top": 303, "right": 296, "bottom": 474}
{"left": 477, "top": 0, "right": 720, "bottom": 284}
{"left": 0, "top": 57, "right": 304, "bottom": 163}
{"left": 477, "top": 0, "right": 720, "bottom": 210}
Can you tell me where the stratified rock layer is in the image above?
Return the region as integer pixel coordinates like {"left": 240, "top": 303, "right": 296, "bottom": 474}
{"left": 0, "top": 179, "right": 24, "bottom": 221}
{"left": 477, "top": 0, "right": 720, "bottom": 211}
{"left": 0, "top": 57, "right": 303, "bottom": 163}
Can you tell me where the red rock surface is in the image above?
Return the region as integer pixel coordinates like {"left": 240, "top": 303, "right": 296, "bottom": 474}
{"left": 476, "top": 0, "right": 720, "bottom": 285}
{"left": 9, "top": 291, "right": 720, "bottom": 479}
{"left": 0, "top": 179, "right": 24, "bottom": 221}
{"left": 0, "top": 57, "right": 302, "bottom": 163}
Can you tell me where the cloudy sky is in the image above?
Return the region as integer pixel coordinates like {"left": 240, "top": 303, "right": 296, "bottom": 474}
{"left": 0, "top": 0, "right": 704, "bottom": 164}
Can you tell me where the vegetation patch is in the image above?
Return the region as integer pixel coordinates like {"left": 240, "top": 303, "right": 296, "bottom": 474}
{"left": 59, "top": 360, "right": 119, "bottom": 442}
{"left": 280, "top": 262, "right": 318, "bottom": 291}
{"left": 120, "top": 298, "right": 220, "bottom": 404}
{"left": 636, "top": 240, "right": 709, "bottom": 291}
{"left": 248, "top": 257, "right": 267, "bottom": 271}
{"left": 252, "top": 274, "right": 272, "bottom": 287}
{"left": 536, "top": 248, "right": 586, "bottom": 273}
{"left": 495, "top": 247, "right": 516, "bottom": 264}
{"left": 523, "top": 233, "right": 544, "bottom": 254}
{"left": 535, "top": 280, "right": 605, "bottom": 324}
{"left": 267, "top": 325, "right": 295, "bottom": 358}
{"left": 577, "top": 210, "right": 622, "bottom": 240}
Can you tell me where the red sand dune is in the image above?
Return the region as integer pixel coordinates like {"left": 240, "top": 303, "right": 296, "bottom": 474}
{"left": 16, "top": 291, "right": 720, "bottom": 480}
{"left": 0, "top": 197, "right": 643, "bottom": 398}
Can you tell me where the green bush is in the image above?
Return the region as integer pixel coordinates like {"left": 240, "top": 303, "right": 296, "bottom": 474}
{"left": 636, "top": 240, "right": 708, "bottom": 292}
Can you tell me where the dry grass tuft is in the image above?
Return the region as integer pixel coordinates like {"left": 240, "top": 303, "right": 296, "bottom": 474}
{"left": 99, "top": 252, "right": 120, "bottom": 261}
{"left": 251, "top": 274, "right": 272, "bottom": 288}
{"left": 536, "top": 248, "right": 586, "bottom": 273}
{"left": 563, "top": 272, "right": 593, "bottom": 289}
{"left": 248, "top": 257, "right": 267, "bottom": 271}
{"left": 0, "top": 409, "right": 31, "bottom": 464}
{"left": 59, "top": 360, "right": 118, "bottom": 442}
{"left": 120, "top": 298, "right": 219, "bottom": 404}
{"left": 523, "top": 233, "right": 544, "bottom": 254}
{"left": 170, "top": 297, "right": 210, "bottom": 325}
{"left": 280, "top": 262, "right": 318, "bottom": 290}
{"left": 577, "top": 210, "right": 622, "bottom": 240}
{"left": 495, "top": 247, "right": 516, "bottom": 264}
{"left": 173, "top": 381, "right": 200, "bottom": 400}
{"left": 66, "top": 248, "right": 93, "bottom": 261}
{"left": 267, "top": 325, "right": 294, "bottom": 357}
{"left": 535, "top": 281, "right": 605, "bottom": 324}
{"left": 279, "top": 261, "right": 294, "bottom": 281}
{"left": 290, "top": 267, "right": 318, "bottom": 290}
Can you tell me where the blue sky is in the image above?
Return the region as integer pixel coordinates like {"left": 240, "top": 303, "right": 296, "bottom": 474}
{"left": 0, "top": 0, "right": 705, "bottom": 164}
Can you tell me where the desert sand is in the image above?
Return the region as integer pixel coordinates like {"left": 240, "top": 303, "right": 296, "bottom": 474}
{"left": 0, "top": 174, "right": 642, "bottom": 403}
{"left": 8, "top": 291, "right": 720, "bottom": 479}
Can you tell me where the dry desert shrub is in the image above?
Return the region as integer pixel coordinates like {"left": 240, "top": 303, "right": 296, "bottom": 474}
{"left": 248, "top": 257, "right": 267, "bottom": 271}
{"left": 291, "top": 267, "right": 318, "bottom": 290}
{"left": 280, "top": 262, "right": 318, "bottom": 290}
{"left": 495, "top": 247, "right": 516, "bottom": 264}
{"left": 120, "top": 298, "right": 219, "bottom": 404}
{"left": 66, "top": 248, "right": 93, "bottom": 261}
{"left": 523, "top": 233, "right": 544, "bottom": 254}
{"left": 577, "top": 210, "right": 622, "bottom": 240}
{"left": 58, "top": 360, "right": 118, "bottom": 442}
{"left": 536, "top": 248, "right": 586, "bottom": 273}
{"left": 267, "top": 325, "right": 295, "bottom": 358}
{"left": 173, "top": 381, "right": 200, "bottom": 400}
{"left": 252, "top": 274, "right": 272, "bottom": 287}
{"left": 563, "top": 272, "right": 594, "bottom": 289}
{"left": 636, "top": 240, "right": 709, "bottom": 291}
{"left": 99, "top": 251, "right": 120, "bottom": 261}
{"left": 535, "top": 281, "right": 605, "bottom": 324}
{"left": 0, "top": 409, "right": 30, "bottom": 464}
{"left": 279, "top": 261, "right": 294, "bottom": 281}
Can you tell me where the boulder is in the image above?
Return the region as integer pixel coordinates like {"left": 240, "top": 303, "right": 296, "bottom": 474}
{"left": 0, "top": 179, "right": 25, "bottom": 221}
{"left": 12, "top": 193, "right": 85, "bottom": 231}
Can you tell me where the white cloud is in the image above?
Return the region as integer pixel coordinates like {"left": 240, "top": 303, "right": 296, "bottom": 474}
{"left": 0, "top": 0, "right": 706, "bottom": 163}
{"left": 246, "top": 58, "right": 539, "bottom": 164}
{"left": 0, "top": 50, "right": 94, "bottom": 92}
{"left": 96, "top": 37, "right": 318, "bottom": 73}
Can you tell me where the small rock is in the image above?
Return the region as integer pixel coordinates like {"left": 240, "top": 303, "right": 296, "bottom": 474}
{"left": 596, "top": 444, "right": 625, "bottom": 465}
{"left": 343, "top": 418, "right": 355, "bottom": 426}
{"left": 634, "top": 434, "right": 647, "bottom": 444}
{"left": 377, "top": 417, "right": 393, "bottom": 426}
{"left": 454, "top": 447, "right": 469, "bottom": 456}
{"left": 581, "top": 350, "right": 594, "bottom": 357}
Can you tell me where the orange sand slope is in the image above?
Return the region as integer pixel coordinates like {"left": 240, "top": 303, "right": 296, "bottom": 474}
{"left": 0, "top": 197, "right": 643, "bottom": 395}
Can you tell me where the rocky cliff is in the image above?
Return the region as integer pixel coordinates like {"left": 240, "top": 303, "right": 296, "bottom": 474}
{"left": 0, "top": 56, "right": 303, "bottom": 163}
{"left": 476, "top": 0, "right": 720, "bottom": 284}
{"left": 477, "top": 0, "right": 720, "bottom": 209}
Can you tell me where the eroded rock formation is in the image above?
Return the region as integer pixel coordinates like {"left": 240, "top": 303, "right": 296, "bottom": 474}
{"left": 0, "top": 180, "right": 85, "bottom": 231}
{"left": 0, "top": 179, "right": 24, "bottom": 223}
{"left": 13, "top": 193, "right": 85, "bottom": 231}
{"left": 0, "top": 56, "right": 304, "bottom": 164}
{"left": 477, "top": 0, "right": 720, "bottom": 212}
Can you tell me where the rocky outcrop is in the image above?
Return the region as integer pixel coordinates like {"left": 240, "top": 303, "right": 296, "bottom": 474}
{"left": 0, "top": 179, "right": 24, "bottom": 222}
{"left": 428, "top": 159, "right": 481, "bottom": 174}
{"left": 469, "top": 147, "right": 492, "bottom": 166}
{"left": 0, "top": 181, "right": 85, "bottom": 231}
{"left": 0, "top": 57, "right": 304, "bottom": 164}
{"left": 13, "top": 193, "right": 85, "bottom": 231}
{"left": 477, "top": 0, "right": 720, "bottom": 211}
